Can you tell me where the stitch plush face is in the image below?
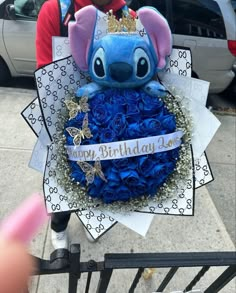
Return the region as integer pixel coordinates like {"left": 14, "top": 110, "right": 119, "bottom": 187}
{"left": 69, "top": 5, "right": 172, "bottom": 88}
{"left": 90, "top": 34, "right": 157, "bottom": 88}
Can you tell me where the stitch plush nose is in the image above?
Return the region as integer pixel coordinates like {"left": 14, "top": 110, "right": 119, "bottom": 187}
{"left": 109, "top": 63, "right": 133, "bottom": 82}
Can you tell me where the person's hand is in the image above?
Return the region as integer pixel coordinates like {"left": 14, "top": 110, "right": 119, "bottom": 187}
{"left": 0, "top": 194, "right": 48, "bottom": 293}
{"left": 0, "top": 240, "right": 34, "bottom": 293}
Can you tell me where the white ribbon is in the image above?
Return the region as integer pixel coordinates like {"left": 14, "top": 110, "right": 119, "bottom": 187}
{"left": 65, "top": 130, "right": 183, "bottom": 161}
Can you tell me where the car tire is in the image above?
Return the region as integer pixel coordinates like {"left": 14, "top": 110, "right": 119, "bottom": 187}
{"left": 191, "top": 71, "right": 199, "bottom": 79}
{"left": 0, "top": 57, "right": 11, "bottom": 85}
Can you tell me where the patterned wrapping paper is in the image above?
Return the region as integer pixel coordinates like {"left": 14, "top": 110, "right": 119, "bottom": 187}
{"left": 21, "top": 10, "right": 219, "bottom": 240}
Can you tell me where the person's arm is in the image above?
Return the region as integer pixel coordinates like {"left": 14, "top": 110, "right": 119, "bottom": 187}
{"left": 36, "top": 0, "right": 60, "bottom": 68}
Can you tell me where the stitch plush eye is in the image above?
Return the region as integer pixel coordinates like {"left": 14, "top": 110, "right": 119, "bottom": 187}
{"left": 92, "top": 48, "right": 106, "bottom": 78}
{"left": 134, "top": 48, "right": 150, "bottom": 79}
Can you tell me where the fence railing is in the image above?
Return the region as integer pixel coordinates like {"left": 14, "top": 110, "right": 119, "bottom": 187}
{"left": 30, "top": 244, "right": 236, "bottom": 293}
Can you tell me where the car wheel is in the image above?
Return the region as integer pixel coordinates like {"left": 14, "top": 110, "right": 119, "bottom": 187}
{"left": 0, "top": 57, "right": 11, "bottom": 85}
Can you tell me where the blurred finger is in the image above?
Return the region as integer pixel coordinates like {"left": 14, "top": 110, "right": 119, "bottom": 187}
{"left": 0, "top": 241, "right": 34, "bottom": 293}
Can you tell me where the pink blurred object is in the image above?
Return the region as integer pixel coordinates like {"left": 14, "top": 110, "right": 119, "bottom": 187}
{"left": 0, "top": 193, "right": 48, "bottom": 244}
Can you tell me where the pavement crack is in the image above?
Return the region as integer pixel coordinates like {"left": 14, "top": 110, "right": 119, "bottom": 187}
{"left": 0, "top": 146, "right": 32, "bottom": 152}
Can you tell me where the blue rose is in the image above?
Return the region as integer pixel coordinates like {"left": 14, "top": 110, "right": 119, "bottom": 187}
{"left": 112, "top": 158, "right": 130, "bottom": 170}
{"left": 130, "top": 177, "right": 147, "bottom": 197}
{"left": 92, "top": 103, "right": 111, "bottom": 126}
{"left": 127, "top": 158, "right": 138, "bottom": 170}
{"left": 124, "top": 89, "right": 140, "bottom": 103}
{"left": 109, "top": 89, "right": 126, "bottom": 105}
{"left": 120, "top": 169, "right": 140, "bottom": 187}
{"left": 106, "top": 167, "right": 121, "bottom": 186}
{"left": 109, "top": 113, "right": 127, "bottom": 136}
{"left": 138, "top": 156, "right": 154, "bottom": 175}
{"left": 152, "top": 151, "right": 171, "bottom": 163}
{"left": 100, "top": 128, "right": 117, "bottom": 143}
{"left": 102, "top": 186, "right": 120, "bottom": 203}
{"left": 89, "top": 93, "right": 106, "bottom": 108}
{"left": 70, "top": 168, "right": 86, "bottom": 185}
{"left": 126, "top": 122, "right": 142, "bottom": 139}
{"left": 148, "top": 179, "right": 162, "bottom": 195}
{"left": 161, "top": 114, "right": 176, "bottom": 132}
{"left": 140, "top": 118, "right": 161, "bottom": 136}
{"left": 114, "top": 185, "right": 133, "bottom": 202}
{"left": 170, "top": 148, "right": 180, "bottom": 161}
{"left": 126, "top": 103, "right": 141, "bottom": 123}
{"left": 163, "top": 161, "right": 176, "bottom": 175}
{"left": 152, "top": 152, "right": 171, "bottom": 163}
{"left": 81, "top": 138, "right": 97, "bottom": 145}
{"left": 64, "top": 118, "right": 82, "bottom": 130}
{"left": 150, "top": 163, "right": 166, "bottom": 178}
{"left": 65, "top": 134, "right": 74, "bottom": 145}
{"left": 75, "top": 112, "right": 86, "bottom": 123}
{"left": 88, "top": 176, "right": 105, "bottom": 198}
{"left": 102, "top": 185, "right": 132, "bottom": 203}
{"left": 139, "top": 91, "right": 164, "bottom": 115}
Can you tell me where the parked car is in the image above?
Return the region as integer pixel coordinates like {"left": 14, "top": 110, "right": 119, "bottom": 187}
{"left": 0, "top": 0, "right": 236, "bottom": 94}
{"left": 0, "top": 0, "right": 42, "bottom": 84}
{"left": 128, "top": 0, "right": 236, "bottom": 94}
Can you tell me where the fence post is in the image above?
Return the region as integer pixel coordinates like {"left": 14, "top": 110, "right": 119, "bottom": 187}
{"left": 204, "top": 265, "right": 236, "bottom": 293}
{"left": 96, "top": 268, "right": 113, "bottom": 293}
{"left": 128, "top": 268, "right": 145, "bottom": 293}
{"left": 68, "top": 244, "right": 81, "bottom": 293}
{"left": 157, "top": 267, "right": 179, "bottom": 292}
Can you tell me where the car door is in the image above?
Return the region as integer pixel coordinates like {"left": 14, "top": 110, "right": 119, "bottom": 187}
{"left": 170, "top": 0, "right": 235, "bottom": 93}
{"left": 3, "top": 0, "right": 45, "bottom": 75}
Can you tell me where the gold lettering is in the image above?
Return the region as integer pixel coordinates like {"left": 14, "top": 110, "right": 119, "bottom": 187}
{"left": 141, "top": 144, "right": 149, "bottom": 154}
{"left": 151, "top": 143, "right": 155, "bottom": 154}
{"left": 113, "top": 148, "right": 120, "bottom": 158}
{"left": 119, "top": 144, "right": 124, "bottom": 156}
{"left": 99, "top": 145, "right": 108, "bottom": 158}
{"left": 167, "top": 139, "right": 173, "bottom": 147}
{"left": 158, "top": 136, "right": 180, "bottom": 150}
{"left": 158, "top": 136, "right": 165, "bottom": 149}
{"left": 133, "top": 140, "right": 140, "bottom": 155}
{"left": 124, "top": 142, "right": 132, "bottom": 155}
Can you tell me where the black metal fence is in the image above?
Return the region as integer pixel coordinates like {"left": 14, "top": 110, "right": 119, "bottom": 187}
{"left": 31, "top": 244, "right": 236, "bottom": 293}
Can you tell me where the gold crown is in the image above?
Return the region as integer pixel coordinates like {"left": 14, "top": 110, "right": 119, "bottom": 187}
{"left": 107, "top": 10, "right": 136, "bottom": 33}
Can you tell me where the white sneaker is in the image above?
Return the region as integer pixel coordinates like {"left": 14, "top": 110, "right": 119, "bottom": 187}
{"left": 51, "top": 229, "right": 69, "bottom": 250}
{"left": 83, "top": 227, "right": 96, "bottom": 243}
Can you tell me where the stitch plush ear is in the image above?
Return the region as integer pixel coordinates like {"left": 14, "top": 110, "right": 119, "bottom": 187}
{"left": 137, "top": 7, "right": 172, "bottom": 70}
{"left": 68, "top": 5, "right": 97, "bottom": 71}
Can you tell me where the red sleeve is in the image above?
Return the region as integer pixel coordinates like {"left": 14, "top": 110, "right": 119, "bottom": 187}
{"left": 36, "top": 0, "right": 60, "bottom": 68}
{"left": 129, "top": 9, "right": 136, "bottom": 18}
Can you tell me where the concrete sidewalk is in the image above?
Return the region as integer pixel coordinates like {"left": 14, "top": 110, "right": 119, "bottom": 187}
{"left": 206, "top": 114, "right": 236, "bottom": 244}
{"left": 0, "top": 88, "right": 235, "bottom": 292}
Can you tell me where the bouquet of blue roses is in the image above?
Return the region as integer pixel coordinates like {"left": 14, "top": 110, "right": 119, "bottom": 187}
{"left": 62, "top": 86, "right": 189, "bottom": 205}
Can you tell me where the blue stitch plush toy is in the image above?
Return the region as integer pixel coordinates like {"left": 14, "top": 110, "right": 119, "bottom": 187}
{"left": 69, "top": 5, "right": 172, "bottom": 98}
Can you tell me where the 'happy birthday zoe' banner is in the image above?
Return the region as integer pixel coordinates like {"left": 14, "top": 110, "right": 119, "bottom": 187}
{"left": 66, "top": 130, "right": 183, "bottom": 161}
